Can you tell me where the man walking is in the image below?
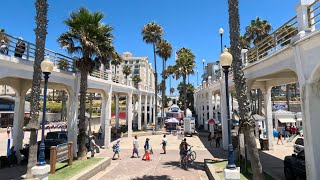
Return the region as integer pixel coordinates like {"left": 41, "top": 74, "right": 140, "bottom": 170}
{"left": 131, "top": 135, "right": 140, "bottom": 158}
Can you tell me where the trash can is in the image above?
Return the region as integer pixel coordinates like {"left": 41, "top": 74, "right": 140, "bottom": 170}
{"left": 259, "top": 138, "right": 269, "bottom": 150}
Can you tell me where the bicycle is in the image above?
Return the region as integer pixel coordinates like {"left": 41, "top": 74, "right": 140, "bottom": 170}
{"left": 181, "top": 146, "right": 197, "bottom": 168}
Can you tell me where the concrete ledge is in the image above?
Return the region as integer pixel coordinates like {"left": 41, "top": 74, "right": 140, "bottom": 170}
{"left": 204, "top": 159, "right": 222, "bottom": 180}
{"left": 122, "top": 131, "right": 162, "bottom": 137}
{"left": 70, "top": 157, "right": 111, "bottom": 180}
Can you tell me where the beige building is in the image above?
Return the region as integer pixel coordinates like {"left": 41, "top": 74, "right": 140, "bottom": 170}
{"left": 111, "top": 52, "right": 154, "bottom": 90}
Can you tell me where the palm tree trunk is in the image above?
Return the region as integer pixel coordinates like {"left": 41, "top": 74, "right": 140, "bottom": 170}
{"left": 153, "top": 43, "right": 158, "bottom": 130}
{"left": 286, "top": 84, "right": 290, "bottom": 111}
{"left": 78, "top": 69, "right": 88, "bottom": 160}
{"left": 257, "top": 89, "right": 262, "bottom": 115}
{"left": 161, "top": 59, "right": 166, "bottom": 128}
{"left": 183, "top": 75, "right": 187, "bottom": 116}
{"left": 61, "top": 91, "right": 67, "bottom": 121}
{"left": 26, "top": 0, "right": 48, "bottom": 177}
{"left": 228, "top": 0, "right": 264, "bottom": 179}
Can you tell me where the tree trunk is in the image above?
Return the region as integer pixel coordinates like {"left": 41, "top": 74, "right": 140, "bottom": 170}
{"left": 228, "top": 0, "right": 264, "bottom": 179}
{"left": 61, "top": 90, "right": 67, "bottom": 121}
{"left": 78, "top": 69, "right": 88, "bottom": 160}
{"left": 183, "top": 75, "right": 187, "bottom": 116}
{"left": 153, "top": 43, "right": 158, "bottom": 130}
{"left": 286, "top": 84, "right": 290, "bottom": 111}
{"left": 161, "top": 59, "right": 166, "bottom": 128}
{"left": 52, "top": 89, "right": 55, "bottom": 101}
{"left": 89, "top": 92, "right": 93, "bottom": 135}
{"left": 26, "top": 0, "right": 48, "bottom": 177}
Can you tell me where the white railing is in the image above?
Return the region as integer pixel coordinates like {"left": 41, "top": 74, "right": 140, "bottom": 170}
{"left": 0, "top": 32, "right": 148, "bottom": 90}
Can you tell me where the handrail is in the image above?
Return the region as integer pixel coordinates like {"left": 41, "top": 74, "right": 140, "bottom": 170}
{"left": 247, "top": 16, "right": 298, "bottom": 63}
{"left": 308, "top": 0, "right": 320, "bottom": 27}
{"left": 0, "top": 32, "right": 144, "bottom": 90}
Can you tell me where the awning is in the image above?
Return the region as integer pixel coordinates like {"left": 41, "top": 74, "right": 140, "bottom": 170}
{"left": 252, "top": 114, "right": 265, "bottom": 121}
{"left": 296, "top": 118, "right": 302, "bottom": 121}
{"left": 278, "top": 118, "right": 296, "bottom": 123}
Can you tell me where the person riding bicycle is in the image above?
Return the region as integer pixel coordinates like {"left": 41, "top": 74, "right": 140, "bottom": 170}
{"left": 179, "top": 138, "right": 191, "bottom": 166}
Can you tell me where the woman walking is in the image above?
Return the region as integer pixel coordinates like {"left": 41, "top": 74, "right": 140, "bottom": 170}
{"left": 161, "top": 135, "right": 167, "bottom": 154}
{"left": 112, "top": 139, "right": 121, "bottom": 160}
{"left": 142, "top": 138, "right": 150, "bottom": 160}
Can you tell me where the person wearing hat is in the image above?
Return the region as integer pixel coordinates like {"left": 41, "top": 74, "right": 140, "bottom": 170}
{"left": 0, "top": 40, "right": 8, "bottom": 55}
{"left": 112, "top": 139, "right": 121, "bottom": 160}
{"left": 14, "top": 37, "right": 26, "bottom": 58}
{"left": 142, "top": 138, "right": 150, "bottom": 160}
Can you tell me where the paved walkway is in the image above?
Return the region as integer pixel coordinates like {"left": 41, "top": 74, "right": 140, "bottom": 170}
{"left": 91, "top": 133, "right": 217, "bottom": 180}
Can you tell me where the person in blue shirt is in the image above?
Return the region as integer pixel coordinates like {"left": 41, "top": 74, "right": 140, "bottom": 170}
{"left": 142, "top": 138, "right": 150, "bottom": 160}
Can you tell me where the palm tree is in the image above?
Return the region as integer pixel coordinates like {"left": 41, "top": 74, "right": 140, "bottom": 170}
{"left": 122, "top": 65, "right": 131, "bottom": 79}
{"left": 57, "top": 7, "right": 114, "bottom": 160}
{"left": 175, "top": 48, "right": 195, "bottom": 116}
{"left": 111, "top": 51, "right": 122, "bottom": 79}
{"left": 170, "top": 87, "right": 174, "bottom": 95}
{"left": 142, "top": 22, "right": 163, "bottom": 130}
{"left": 156, "top": 39, "right": 172, "bottom": 128}
{"left": 57, "top": 58, "right": 69, "bottom": 122}
{"left": 245, "top": 17, "right": 272, "bottom": 45}
{"left": 228, "top": 0, "right": 264, "bottom": 179}
{"left": 26, "top": 0, "right": 49, "bottom": 178}
{"left": 132, "top": 75, "right": 142, "bottom": 87}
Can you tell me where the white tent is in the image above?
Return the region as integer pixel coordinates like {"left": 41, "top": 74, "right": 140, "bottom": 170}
{"left": 273, "top": 109, "right": 296, "bottom": 131}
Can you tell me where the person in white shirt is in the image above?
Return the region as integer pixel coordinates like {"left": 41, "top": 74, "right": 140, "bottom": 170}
{"left": 131, "top": 135, "right": 140, "bottom": 158}
{"left": 161, "top": 135, "right": 167, "bottom": 154}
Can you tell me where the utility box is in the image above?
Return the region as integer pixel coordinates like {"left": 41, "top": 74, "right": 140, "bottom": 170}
{"left": 184, "top": 117, "right": 196, "bottom": 135}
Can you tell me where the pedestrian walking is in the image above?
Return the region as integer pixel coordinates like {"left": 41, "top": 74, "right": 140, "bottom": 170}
{"left": 131, "top": 135, "right": 140, "bottom": 158}
{"left": 258, "top": 125, "right": 262, "bottom": 138}
{"left": 89, "top": 135, "right": 99, "bottom": 157}
{"left": 215, "top": 133, "right": 221, "bottom": 148}
{"left": 98, "top": 126, "right": 102, "bottom": 139}
{"left": 161, "top": 135, "right": 167, "bottom": 154}
{"left": 208, "top": 132, "right": 213, "bottom": 146}
{"left": 14, "top": 37, "right": 26, "bottom": 58}
{"left": 142, "top": 138, "right": 150, "bottom": 160}
{"left": 277, "top": 131, "right": 284, "bottom": 145}
{"left": 0, "top": 40, "right": 9, "bottom": 55}
{"left": 112, "top": 139, "right": 121, "bottom": 160}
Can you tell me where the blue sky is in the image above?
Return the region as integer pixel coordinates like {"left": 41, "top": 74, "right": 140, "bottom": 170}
{"left": 1, "top": 0, "right": 298, "bottom": 94}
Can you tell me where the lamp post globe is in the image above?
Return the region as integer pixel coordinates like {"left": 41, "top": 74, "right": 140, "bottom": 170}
{"left": 219, "top": 27, "right": 224, "bottom": 35}
{"left": 38, "top": 55, "right": 54, "bottom": 165}
{"left": 219, "top": 48, "right": 236, "bottom": 169}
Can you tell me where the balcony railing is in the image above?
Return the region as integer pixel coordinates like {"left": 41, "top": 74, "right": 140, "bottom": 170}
{"left": 0, "top": 32, "right": 150, "bottom": 91}
{"left": 308, "top": 0, "right": 320, "bottom": 29}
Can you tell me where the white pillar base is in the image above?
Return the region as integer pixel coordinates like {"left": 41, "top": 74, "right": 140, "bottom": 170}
{"left": 31, "top": 165, "right": 50, "bottom": 180}
{"left": 223, "top": 167, "right": 240, "bottom": 180}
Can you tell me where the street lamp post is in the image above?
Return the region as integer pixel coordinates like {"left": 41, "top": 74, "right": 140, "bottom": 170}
{"left": 196, "top": 70, "right": 199, "bottom": 86}
{"left": 219, "top": 48, "right": 236, "bottom": 169}
{"left": 219, "top": 27, "right": 224, "bottom": 53}
{"left": 202, "top": 59, "right": 205, "bottom": 75}
{"left": 38, "top": 56, "right": 54, "bottom": 165}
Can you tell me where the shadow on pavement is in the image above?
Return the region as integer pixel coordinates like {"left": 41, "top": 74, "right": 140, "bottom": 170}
{"left": 197, "top": 132, "right": 228, "bottom": 159}
{"left": 162, "top": 161, "right": 205, "bottom": 171}
{"left": 259, "top": 150, "right": 286, "bottom": 180}
{"left": 0, "top": 165, "right": 27, "bottom": 180}
{"left": 132, "top": 175, "right": 171, "bottom": 180}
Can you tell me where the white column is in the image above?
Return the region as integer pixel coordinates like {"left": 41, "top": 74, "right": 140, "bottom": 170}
{"left": 215, "top": 94, "right": 219, "bottom": 121}
{"left": 104, "top": 91, "right": 112, "bottom": 148}
{"left": 115, "top": 94, "right": 119, "bottom": 128}
{"left": 13, "top": 89, "right": 27, "bottom": 162}
{"left": 138, "top": 94, "right": 142, "bottom": 130}
{"left": 126, "top": 96, "right": 128, "bottom": 125}
{"left": 301, "top": 82, "right": 320, "bottom": 180}
{"left": 200, "top": 94, "right": 204, "bottom": 125}
{"left": 67, "top": 85, "right": 79, "bottom": 157}
{"left": 264, "top": 86, "right": 274, "bottom": 150}
{"left": 127, "top": 93, "right": 133, "bottom": 137}
{"left": 153, "top": 96, "right": 156, "bottom": 125}
{"left": 204, "top": 92, "right": 208, "bottom": 130}
{"left": 209, "top": 91, "right": 213, "bottom": 120}
{"left": 296, "top": 0, "right": 315, "bottom": 34}
{"left": 220, "top": 80, "right": 228, "bottom": 150}
{"left": 100, "top": 94, "right": 106, "bottom": 138}
{"left": 149, "top": 96, "right": 152, "bottom": 124}
{"left": 144, "top": 95, "right": 148, "bottom": 129}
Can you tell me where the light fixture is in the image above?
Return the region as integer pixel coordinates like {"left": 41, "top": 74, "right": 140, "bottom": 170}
{"left": 219, "top": 27, "right": 224, "bottom": 35}
{"left": 219, "top": 48, "right": 233, "bottom": 68}
{"left": 41, "top": 55, "right": 54, "bottom": 73}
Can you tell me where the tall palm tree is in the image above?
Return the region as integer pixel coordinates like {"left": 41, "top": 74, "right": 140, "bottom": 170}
{"left": 175, "top": 48, "right": 195, "bottom": 116}
{"left": 57, "top": 58, "right": 69, "bottom": 122}
{"left": 245, "top": 17, "right": 272, "bottom": 45}
{"left": 228, "top": 0, "right": 264, "bottom": 179}
{"left": 111, "top": 51, "right": 122, "bottom": 78}
{"left": 26, "top": 0, "right": 49, "bottom": 178}
{"left": 122, "top": 65, "right": 131, "bottom": 79}
{"left": 156, "top": 39, "right": 172, "bottom": 128}
{"left": 57, "top": 7, "right": 114, "bottom": 160}
{"left": 142, "top": 22, "right": 163, "bottom": 130}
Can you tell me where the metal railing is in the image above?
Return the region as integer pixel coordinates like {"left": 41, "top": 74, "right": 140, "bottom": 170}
{"left": 0, "top": 32, "right": 144, "bottom": 90}
{"left": 247, "top": 16, "right": 298, "bottom": 63}
{"left": 308, "top": 0, "right": 320, "bottom": 28}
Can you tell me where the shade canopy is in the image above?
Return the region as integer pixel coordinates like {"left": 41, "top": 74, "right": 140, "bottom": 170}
{"left": 208, "top": 119, "right": 219, "bottom": 125}
{"left": 252, "top": 114, "right": 265, "bottom": 121}
{"left": 278, "top": 118, "right": 296, "bottom": 123}
{"left": 165, "top": 118, "right": 179, "bottom": 123}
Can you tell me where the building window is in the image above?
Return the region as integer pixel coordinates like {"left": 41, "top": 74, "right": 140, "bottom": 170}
{"left": 124, "top": 61, "right": 128, "bottom": 64}
{"left": 117, "top": 65, "right": 119, "bottom": 68}
{"left": 134, "top": 69, "right": 140, "bottom": 74}
{"left": 134, "top": 65, "right": 139, "bottom": 68}
{"left": 136, "top": 60, "right": 139, "bottom": 64}
{"left": 116, "top": 71, "right": 119, "bottom": 74}
{"left": 129, "top": 61, "right": 133, "bottom": 64}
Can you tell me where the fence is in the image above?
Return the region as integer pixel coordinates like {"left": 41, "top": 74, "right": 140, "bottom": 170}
{"left": 50, "top": 142, "right": 73, "bottom": 174}
{"left": 308, "top": 0, "right": 320, "bottom": 29}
